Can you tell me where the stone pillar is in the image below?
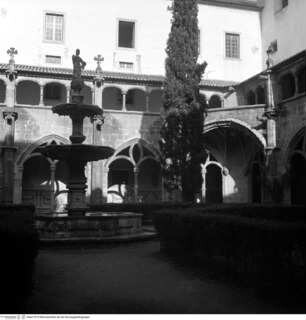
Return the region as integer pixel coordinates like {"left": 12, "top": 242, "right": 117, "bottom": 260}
{"left": 1, "top": 111, "right": 18, "bottom": 204}
{"left": 145, "top": 91, "right": 150, "bottom": 112}
{"left": 94, "top": 85, "right": 103, "bottom": 108}
{"left": 66, "top": 85, "right": 70, "bottom": 103}
{"left": 50, "top": 161, "right": 57, "bottom": 213}
{"left": 201, "top": 164, "right": 206, "bottom": 202}
{"left": 134, "top": 168, "right": 139, "bottom": 202}
{"left": 39, "top": 83, "right": 44, "bottom": 106}
{"left": 5, "top": 80, "right": 16, "bottom": 108}
{"left": 13, "top": 166, "right": 23, "bottom": 204}
{"left": 122, "top": 90, "right": 127, "bottom": 111}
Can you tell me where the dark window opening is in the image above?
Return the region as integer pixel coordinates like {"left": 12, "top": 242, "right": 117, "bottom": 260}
{"left": 297, "top": 66, "right": 306, "bottom": 94}
{"left": 256, "top": 86, "right": 266, "bottom": 104}
{"left": 282, "top": 0, "right": 288, "bottom": 8}
{"left": 118, "top": 20, "right": 135, "bottom": 48}
{"left": 280, "top": 73, "right": 295, "bottom": 100}
{"left": 246, "top": 90, "right": 256, "bottom": 105}
{"left": 44, "top": 84, "right": 62, "bottom": 100}
{"left": 208, "top": 95, "right": 222, "bottom": 109}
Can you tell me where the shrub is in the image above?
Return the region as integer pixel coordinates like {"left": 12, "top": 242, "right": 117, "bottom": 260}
{"left": 0, "top": 204, "right": 39, "bottom": 312}
{"left": 153, "top": 204, "right": 306, "bottom": 288}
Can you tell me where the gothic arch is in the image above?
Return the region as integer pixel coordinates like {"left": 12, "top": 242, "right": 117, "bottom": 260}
{"left": 204, "top": 118, "right": 266, "bottom": 149}
{"left": 16, "top": 134, "right": 70, "bottom": 168}
{"left": 0, "top": 79, "right": 6, "bottom": 103}
{"left": 105, "top": 137, "right": 160, "bottom": 169}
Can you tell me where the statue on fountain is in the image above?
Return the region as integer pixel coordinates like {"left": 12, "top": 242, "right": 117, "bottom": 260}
{"left": 71, "top": 49, "right": 86, "bottom": 95}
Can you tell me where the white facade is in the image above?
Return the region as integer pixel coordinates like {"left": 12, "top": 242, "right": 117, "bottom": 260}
{"left": 0, "top": 0, "right": 262, "bottom": 82}
{"left": 260, "top": 0, "right": 306, "bottom": 66}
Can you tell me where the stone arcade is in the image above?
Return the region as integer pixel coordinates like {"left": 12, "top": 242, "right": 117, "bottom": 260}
{"left": 0, "top": 0, "right": 306, "bottom": 212}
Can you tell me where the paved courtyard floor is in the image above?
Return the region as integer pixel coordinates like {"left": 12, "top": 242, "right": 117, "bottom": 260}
{"left": 24, "top": 240, "right": 300, "bottom": 314}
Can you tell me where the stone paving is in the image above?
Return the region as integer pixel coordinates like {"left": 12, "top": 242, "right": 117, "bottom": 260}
{"left": 24, "top": 240, "right": 297, "bottom": 314}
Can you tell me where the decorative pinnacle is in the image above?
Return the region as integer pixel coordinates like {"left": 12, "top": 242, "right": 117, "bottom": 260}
{"left": 6, "top": 47, "right": 18, "bottom": 81}
{"left": 7, "top": 47, "right": 18, "bottom": 60}
{"left": 266, "top": 45, "right": 274, "bottom": 70}
{"left": 94, "top": 54, "right": 104, "bottom": 73}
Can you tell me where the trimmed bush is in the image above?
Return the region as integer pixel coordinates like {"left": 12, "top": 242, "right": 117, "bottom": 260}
{"left": 154, "top": 205, "right": 306, "bottom": 288}
{"left": 0, "top": 204, "right": 39, "bottom": 312}
{"left": 89, "top": 202, "right": 199, "bottom": 223}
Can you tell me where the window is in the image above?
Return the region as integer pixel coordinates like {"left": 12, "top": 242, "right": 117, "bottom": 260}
{"left": 45, "top": 55, "right": 61, "bottom": 64}
{"left": 208, "top": 95, "right": 222, "bottom": 109}
{"left": 246, "top": 90, "right": 256, "bottom": 105}
{"left": 225, "top": 33, "right": 240, "bottom": 59}
{"left": 118, "top": 20, "right": 135, "bottom": 48}
{"left": 44, "top": 83, "right": 62, "bottom": 100}
{"left": 119, "top": 61, "right": 134, "bottom": 71}
{"left": 44, "top": 13, "right": 64, "bottom": 42}
{"left": 280, "top": 73, "right": 296, "bottom": 100}
{"left": 282, "top": 0, "right": 288, "bottom": 8}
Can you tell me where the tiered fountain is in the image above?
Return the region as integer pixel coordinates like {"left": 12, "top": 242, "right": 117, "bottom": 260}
{"left": 37, "top": 50, "right": 143, "bottom": 241}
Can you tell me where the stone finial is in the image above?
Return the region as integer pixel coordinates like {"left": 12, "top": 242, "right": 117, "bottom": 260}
{"left": 93, "top": 54, "right": 104, "bottom": 88}
{"left": 94, "top": 54, "right": 104, "bottom": 73}
{"left": 266, "top": 45, "right": 274, "bottom": 69}
{"left": 6, "top": 47, "right": 18, "bottom": 81}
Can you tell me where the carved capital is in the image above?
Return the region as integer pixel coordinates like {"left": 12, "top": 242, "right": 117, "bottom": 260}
{"left": 3, "top": 111, "right": 18, "bottom": 125}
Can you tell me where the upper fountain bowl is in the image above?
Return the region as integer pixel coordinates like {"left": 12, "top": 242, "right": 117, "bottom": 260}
{"left": 52, "top": 103, "right": 102, "bottom": 118}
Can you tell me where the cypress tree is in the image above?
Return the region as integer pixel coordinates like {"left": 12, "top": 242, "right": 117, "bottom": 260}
{"left": 160, "top": 0, "right": 207, "bottom": 202}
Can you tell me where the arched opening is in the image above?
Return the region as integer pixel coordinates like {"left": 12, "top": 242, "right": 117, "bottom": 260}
{"left": 251, "top": 163, "right": 262, "bottom": 203}
{"left": 148, "top": 90, "right": 162, "bottom": 113}
{"left": 208, "top": 94, "right": 222, "bottom": 109}
{"left": 106, "top": 139, "right": 162, "bottom": 203}
{"left": 22, "top": 155, "right": 52, "bottom": 213}
{"left": 256, "top": 86, "right": 266, "bottom": 104}
{"left": 205, "top": 163, "right": 223, "bottom": 204}
{"left": 0, "top": 80, "right": 6, "bottom": 103}
{"left": 290, "top": 153, "right": 306, "bottom": 205}
{"left": 83, "top": 85, "right": 93, "bottom": 105}
{"left": 246, "top": 90, "right": 256, "bottom": 105}
{"left": 126, "top": 89, "right": 146, "bottom": 112}
{"left": 138, "top": 159, "right": 161, "bottom": 202}
{"left": 43, "top": 82, "right": 67, "bottom": 106}
{"left": 54, "top": 160, "right": 69, "bottom": 212}
{"left": 204, "top": 120, "right": 265, "bottom": 203}
{"left": 280, "top": 73, "right": 296, "bottom": 100}
{"left": 297, "top": 66, "right": 306, "bottom": 94}
{"left": 16, "top": 80, "right": 40, "bottom": 105}
{"left": 108, "top": 158, "right": 134, "bottom": 203}
{"left": 102, "top": 87, "right": 122, "bottom": 110}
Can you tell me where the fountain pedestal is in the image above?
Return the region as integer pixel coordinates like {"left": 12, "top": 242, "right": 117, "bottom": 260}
{"left": 39, "top": 89, "right": 113, "bottom": 216}
{"left": 36, "top": 51, "right": 149, "bottom": 241}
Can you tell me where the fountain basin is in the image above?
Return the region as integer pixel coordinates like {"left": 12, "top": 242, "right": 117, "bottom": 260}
{"left": 53, "top": 103, "right": 103, "bottom": 118}
{"left": 36, "top": 212, "right": 143, "bottom": 240}
{"left": 38, "top": 144, "right": 114, "bottom": 162}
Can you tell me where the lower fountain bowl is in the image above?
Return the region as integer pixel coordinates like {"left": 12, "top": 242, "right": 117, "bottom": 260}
{"left": 36, "top": 212, "right": 145, "bottom": 241}
{"left": 38, "top": 144, "right": 114, "bottom": 162}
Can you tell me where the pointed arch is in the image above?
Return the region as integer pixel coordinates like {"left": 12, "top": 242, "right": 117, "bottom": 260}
{"left": 16, "top": 134, "right": 70, "bottom": 167}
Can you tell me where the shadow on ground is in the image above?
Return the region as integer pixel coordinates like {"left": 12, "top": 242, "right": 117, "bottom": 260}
{"left": 6, "top": 240, "right": 305, "bottom": 314}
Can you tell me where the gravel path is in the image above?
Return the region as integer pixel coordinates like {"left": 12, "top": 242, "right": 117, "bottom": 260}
{"left": 24, "top": 240, "right": 290, "bottom": 314}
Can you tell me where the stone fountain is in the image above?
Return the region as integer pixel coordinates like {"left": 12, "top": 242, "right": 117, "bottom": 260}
{"left": 37, "top": 50, "right": 143, "bottom": 241}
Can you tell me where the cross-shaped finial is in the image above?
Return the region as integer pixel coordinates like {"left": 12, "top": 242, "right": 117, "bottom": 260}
{"left": 266, "top": 45, "right": 274, "bottom": 70}
{"left": 7, "top": 47, "right": 18, "bottom": 61}
{"left": 6, "top": 47, "right": 18, "bottom": 81}
{"left": 94, "top": 54, "right": 104, "bottom": 73}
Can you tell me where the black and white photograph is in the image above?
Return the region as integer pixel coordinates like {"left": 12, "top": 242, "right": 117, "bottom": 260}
{"left": 0, "top": 0, "right": 305, "bottom": 316}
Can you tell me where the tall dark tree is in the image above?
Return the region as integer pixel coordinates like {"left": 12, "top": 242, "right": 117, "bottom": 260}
{"left": 160, "top": 0, "right": 207, "bottom": 201}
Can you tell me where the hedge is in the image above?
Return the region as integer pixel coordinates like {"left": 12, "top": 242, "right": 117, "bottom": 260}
{"left": 153, "top": 205, "right": 306, "bottom": 288}
{"left": 0, "top": 204, "right": 39, "bottom": 312}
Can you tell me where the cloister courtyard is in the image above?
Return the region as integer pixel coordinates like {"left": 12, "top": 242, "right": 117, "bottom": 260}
{"left": 9, "top": 240, "right": 305, "bottom": 314}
